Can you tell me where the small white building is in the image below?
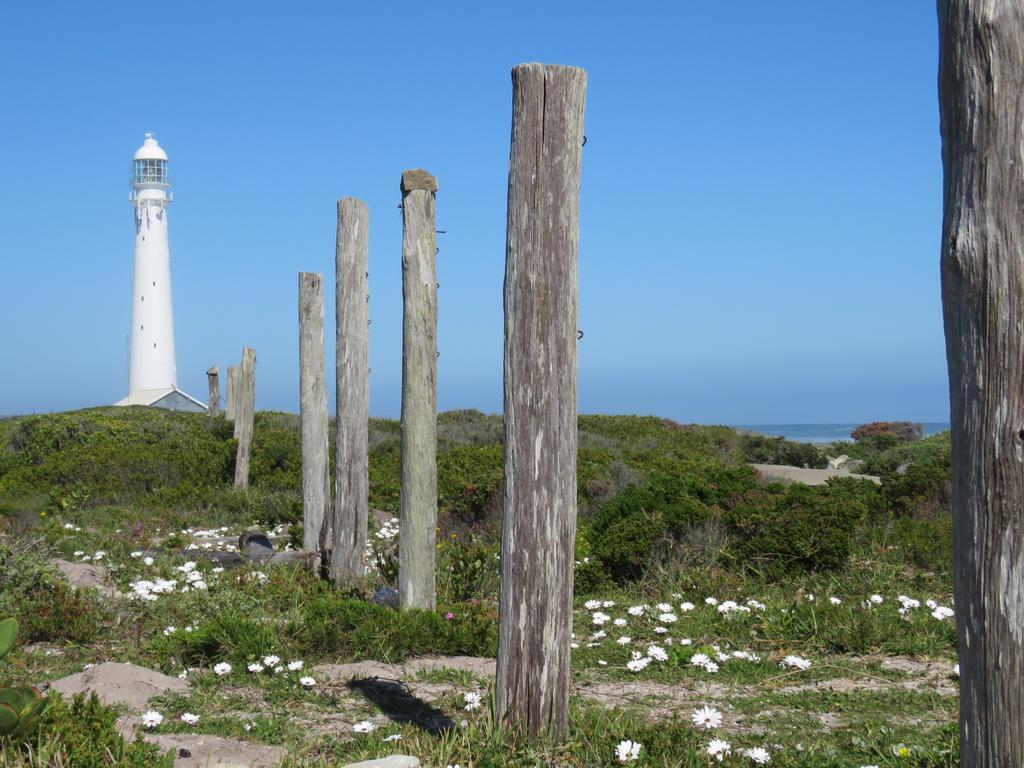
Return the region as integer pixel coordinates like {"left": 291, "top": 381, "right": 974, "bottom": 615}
{"left": 115, "top": 134, "right": 205, "bottom": 413}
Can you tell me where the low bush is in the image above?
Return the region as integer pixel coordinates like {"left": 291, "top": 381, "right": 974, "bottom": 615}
{"left": 589, "top": 475, "right": 714, "bottom": 581}
{"left": 293, "top": 596, "right": 497, "bottom": 662}
{"left": 12, "top": 692, "right": 173, "bottom": 767}
{"left": 852, "top": 421, "right": 924, "bottom": 443}
{"left": 825, "top": 476, "right": 888, "bottom": 520}
{"left": 0, "top": 409, "right": 233, "bottom": 503}
{"left": 888, "top": 515, "right": 953, "bottom": 573}
{"left": 18, "top": 580, "right": 106, "bottom": 645}
{"left": 724, "top": 483, "right": 867, "bottom": 574}
{"left": 437, "top": 445, "right": 503, "bottom": 530}
{"left": 863, "top": 433, "right": 952, "bottom": 517}
{"left": 437, "top": 532, "right": 500, "bottom": 601}
{"left": 741, "top": 435, "right": 827, "bottom": 468}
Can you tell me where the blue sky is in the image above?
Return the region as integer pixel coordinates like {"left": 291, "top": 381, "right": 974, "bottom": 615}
{"left": 0, "top": 3, "right": 946, "bottom": 424}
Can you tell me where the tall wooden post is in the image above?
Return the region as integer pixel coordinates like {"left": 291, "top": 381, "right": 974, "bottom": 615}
{"left": 232, "top": 364, "right": 244, "bottom": 438}
{"left": 206, "top": 366, "right": 220, "bottom": 417}
{"left": 299, "top": 273, "right": 331, "bottom": 561}
{"left": 225, "top": 365, "right": 237, "bottom": 422}
{"left": 495, "top": 63, "right": 586, "bottom": 742}
{"left": 398, "top": 169, "right": 438, "bottom": 611}
{"left": 938, "top": 3, "right": 1024, "bottom": 765}
{"left": 331, "top": 199, "right": 370, "bottom": 585}
{"left": 233, "top": 348, "right": 256, "bottom": 490}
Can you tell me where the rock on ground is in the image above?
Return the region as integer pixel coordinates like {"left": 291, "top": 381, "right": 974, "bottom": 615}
{"left": 51, "top": 558, "right": 126, "bottom": 599}
{"left": 343, "top": 757, "right": 420, "bottom": 768}
{"left": 131, "top": 732, "right": 287, "bottom": 768}
{"left": 47, "top": 662, "right": 187, "bottom": 710}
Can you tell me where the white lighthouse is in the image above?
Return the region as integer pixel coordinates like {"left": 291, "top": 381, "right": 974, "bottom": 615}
{"left": 116, "top": 134, "right": 205, "bottom": 412}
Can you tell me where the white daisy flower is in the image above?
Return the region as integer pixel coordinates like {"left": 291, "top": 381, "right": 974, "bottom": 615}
{"left": 707, "top": 739, "right": 731, "bottom": 762}
{"left": 780, "top": 654, "right": 812, "bottom": 670}
{"left": 646, "top": 645, "right": 668, "bottom": 661}
{"left": 691, "top": 705, "right": 723, "bottom": 730}
{"left": 615, "top": 739, "right": 642, "bottom": 762}
{"left": 742, "top": 746, "right": 771, "bottom": 764}
{"left": 626, "top": 656, "right": 651, "bottom": 672}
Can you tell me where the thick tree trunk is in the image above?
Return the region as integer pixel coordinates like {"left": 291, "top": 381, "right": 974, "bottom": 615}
{"left": 299, "top": 273, "right": 331, "bottom": 562}
{"left": 233, "top": 348, "right": 256, "bottom": 489}
{"left": 331, "top": 198, "right": 370, "bottom": 585}
{"left": 398, "top": 169, "right": 438, "bottom": 611}
{"left": 206, "top": 366, "right": 220, "bottom": 417}
{"left": 495, "top": 62, "right": 586, "bottom": 742}
{"left": 937, "top": 3, "right": 1024, "bottom": 765}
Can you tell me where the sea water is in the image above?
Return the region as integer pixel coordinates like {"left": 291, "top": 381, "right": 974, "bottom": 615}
{"left": 736, "top": 423, "right": 951, "bottom": 444}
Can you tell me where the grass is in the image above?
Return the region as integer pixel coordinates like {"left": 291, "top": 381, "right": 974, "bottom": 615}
{"left": 0, "top": 408, "right": 959, "bottom": 767}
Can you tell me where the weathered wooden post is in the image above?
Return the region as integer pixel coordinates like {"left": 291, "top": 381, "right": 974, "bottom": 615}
{"left": 233, "top": 348, "right": 256, "bottom": 489}
{"left": 225, "top": 365, "right": 237, "bottom": 422}
{"left": 398, "top": 169, "right": 438, "bottom": 610}
{"left": 206, "top": 366, "right": 220, "bottom": 417}
{"left": 299, "top": 272, "right": 331, "bottom": 562}
{"left": 938, "top": 3, "right": 1024, "bottom": 764}
{"left": 330, "top": 198, "right": 370, "bottom": 585}
{"left": 495, "top": 63, "right": 586, "bottom": 742}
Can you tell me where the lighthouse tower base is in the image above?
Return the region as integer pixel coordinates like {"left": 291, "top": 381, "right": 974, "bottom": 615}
{"left": 114, "top": 386, "right": 207, "bottom": 413}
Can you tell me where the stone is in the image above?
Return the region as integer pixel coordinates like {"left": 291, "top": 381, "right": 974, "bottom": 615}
{"left": 47, "top": 662, "right": 188, "bottom": 710}
{"left": 238, "top": 530, "right": 275, "bottom": 555}
{"left": 373, "top": 587, "right": 399, "bottom": 608}
{"left": 52, "top": 559, "right": 125, "bottom": 599}
{"left": 117, "top": 727, "right": 286, "bottom": 768}
{"left": 343, "top": 756, "right": 420, "bottom": 768}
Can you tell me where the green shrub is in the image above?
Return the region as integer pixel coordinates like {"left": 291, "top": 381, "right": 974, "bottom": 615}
{"left": 724, "top": 484, "right": 867, "bottom": 574}
{"left": 249, "top": 420, "right": 301, "bottom": 491}
{"left": 741, "top": 435, "right": 827, "bottom": 468}
{"left": 825, "top": 476, "right": 888, "bottom": 519}
{"left": 0, "top": 409, "right": 233, "bottom": 503}
{"left": 889, "top": 515, "right": 953, "bottom": 573}
{"left": 861, "top": 432, "right": 951, "bottom": 478}
{"left": 589, "top": 475, "right": 713, "bottom": 581}
{"left": 292, "top": 596, "right": 497, "bottom": 662}
{"left": 19, "top": 580, "right": 106, "bottom": 645}
{"left": 157, "top": 608, "right": 277, "bottom": 667}
{"left": 369, "top": 442, "right": 401, "bottom": 513}
{"left": 437, "top": 532, "right": 500, "bottom": 601}
{"left": 884, "top": 461, "right": 951, "bottom": 517}
{"left": 437, "top": 445, "right": 504, "bottom": 528}
{"left": 20, "top": 692, "right": 173, "bottom": 767}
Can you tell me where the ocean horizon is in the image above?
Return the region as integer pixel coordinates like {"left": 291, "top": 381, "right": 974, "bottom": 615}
{"left": 735, "top": 422, "right": 951, "bottom": 444}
